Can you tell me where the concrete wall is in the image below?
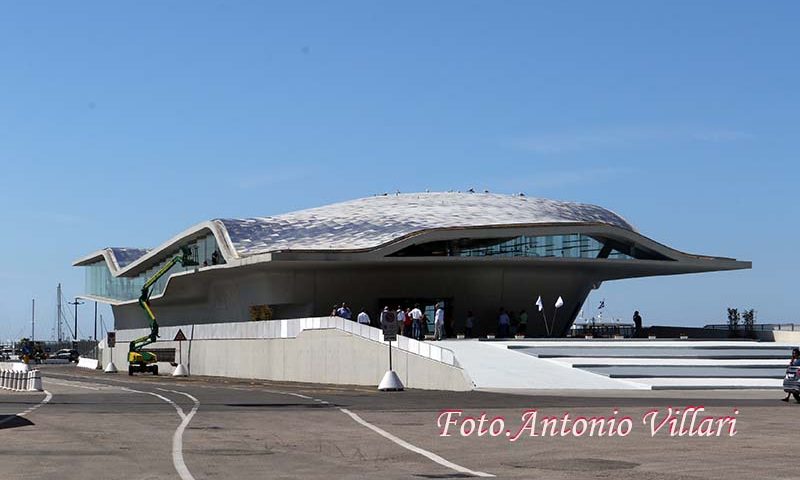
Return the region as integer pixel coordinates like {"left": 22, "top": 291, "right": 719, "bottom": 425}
{"left": 100, "top": 318, "right": 472, "bottom": 391}
{"left": 773, "top": 331, "right": 800, "bottom": 344}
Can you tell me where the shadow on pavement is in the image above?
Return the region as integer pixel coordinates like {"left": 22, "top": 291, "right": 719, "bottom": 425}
{"left": 0, "top": 415, "right": 34, "bottom": 430}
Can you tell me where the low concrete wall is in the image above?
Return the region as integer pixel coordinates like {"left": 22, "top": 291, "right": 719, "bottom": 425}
{"left": 77, "top": 357, "right": 99, "bottom": 370}
{"left": 773, "top": 331, "right": 800, "bottom": 344}
{"left": 100, "top": 323, "right": 471, "bottom": 391}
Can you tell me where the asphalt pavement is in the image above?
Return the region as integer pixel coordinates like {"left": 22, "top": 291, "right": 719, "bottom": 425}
{"left": 0, "top": 365, "right": 796, "bottom": 479}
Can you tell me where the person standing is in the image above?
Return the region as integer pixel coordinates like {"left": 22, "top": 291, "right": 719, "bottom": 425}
{"left": 498, "top": 308, "right": 511, "bottom": 338}
{"left": 403, "top": 307, "right": 413, "bottom": 338}
{"left": 782, "top": 348, "right": 800, "bottom": 402}
{"left": 357, "top": 307, "right": 370, "bottom": 325}
{"left": 633, "top": 310, "right": 643, "bottom": 338}
{"left": 410, "top": 304, "right": 423, "bottom": 340}
{"left": 465, "top": 310, "right": 475, "bottom": 338}
{"left": 518, "top": 309, "right": 528, "bottom": 337}
{"left": 337, "top": 303, "right": 352, "bottom": 320}
{"left": 396, "top": 306, "right": 406, "bottom": 336}
{"left": 434, "top": 303, "right": 445, "bottom": 340}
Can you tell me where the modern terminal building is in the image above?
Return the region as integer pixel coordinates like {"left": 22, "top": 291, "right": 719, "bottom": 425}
{"left": 74, "top": 192, "right": 750, "bottom": 338}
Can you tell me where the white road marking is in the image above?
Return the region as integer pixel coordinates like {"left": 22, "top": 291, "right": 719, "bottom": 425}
{"left": 120, "top": 386, "right": 200, "bottom": 480}
{"left": 234, "top": 384, "right": 493, "bottom": 477}
{"left": 45, "top": 372, "right": 492, "bottom": 478}
{"left": 159, "top": 388, "right": 201, "bottom": 480}
{"left": 339, "top": 408, "right": 494, "bottom": 478}
{"left": 0, "top": 390, "right": 53, "bottom": 426}
{"left": 40, "top": 375, "right": 199, "bottom": 480}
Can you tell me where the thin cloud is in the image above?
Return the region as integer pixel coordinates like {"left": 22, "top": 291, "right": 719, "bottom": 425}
{"left": 510, "top": 127, "right": 753, "bottom": 154}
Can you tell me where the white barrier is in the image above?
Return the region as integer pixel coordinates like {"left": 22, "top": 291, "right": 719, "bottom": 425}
{"left": 0, "top": 362, "right": 30, "bottom": 372}
{"left": 0, "top": 369, "right": 42, "bottom": 392}
{"left": 77, "top": 357, "right": 99, "bottom": 370}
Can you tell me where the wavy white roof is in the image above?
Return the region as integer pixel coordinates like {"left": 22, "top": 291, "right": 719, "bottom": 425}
{"left": 76, "top": 192, "right": 640, "bottom": 273}
{"left": 219, "top": 192, "right": 635, "bottom": 256}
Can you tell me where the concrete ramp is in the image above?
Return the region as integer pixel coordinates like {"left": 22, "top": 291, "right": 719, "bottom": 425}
{"left": 439, "top": 340, "right": 649, "bottom": 390}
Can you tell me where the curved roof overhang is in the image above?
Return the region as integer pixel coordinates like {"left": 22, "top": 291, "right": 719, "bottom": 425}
{"left": 74, "top": 220, "right": 749, "bottom": 282}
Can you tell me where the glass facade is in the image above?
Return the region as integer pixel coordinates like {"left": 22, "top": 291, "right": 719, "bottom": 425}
{"left": 85, "top": 233, "right": 225, "bottom": 301}
{"left": 388, "top": 234, "right": 665, "bottom": 260}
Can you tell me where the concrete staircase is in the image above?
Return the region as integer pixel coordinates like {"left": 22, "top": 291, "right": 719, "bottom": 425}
{"left": 505, "top": 340, "right": 790, "bottom": 390}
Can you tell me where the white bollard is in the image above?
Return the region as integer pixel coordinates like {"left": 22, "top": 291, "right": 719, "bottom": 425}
{"left": 31, "top": 370, "right": 43, "bottom": 392}
{"left": 0, "top": 370, "right": 6, "bottom": 390}
{"left": 12, "top": 371, "right": 19, "bottom": 391}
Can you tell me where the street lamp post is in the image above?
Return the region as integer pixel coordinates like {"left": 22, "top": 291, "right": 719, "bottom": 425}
{"left": 68, "top": 298, "right": 84, "bottom": 341}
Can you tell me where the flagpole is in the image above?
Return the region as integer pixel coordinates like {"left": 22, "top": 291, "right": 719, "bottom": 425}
{"left": 552, "top": 296, "right": 564, "bottom": 338}
{"left": 536, "top": 296, "right": 549, "bottom": 337}
{"left": 551, "top": 309, "right": 558, "bottom": 337}
{"left": 542, "top": 310, "right": 550, "bottom": 337}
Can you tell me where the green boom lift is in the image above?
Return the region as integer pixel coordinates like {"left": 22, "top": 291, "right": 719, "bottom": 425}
{"left": 128, "top": 246, "right": 198, "bottom": 375}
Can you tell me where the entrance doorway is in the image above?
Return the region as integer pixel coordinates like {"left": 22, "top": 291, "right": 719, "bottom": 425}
{"left": 377, "top": 297, "right": 454, "bottom": 338}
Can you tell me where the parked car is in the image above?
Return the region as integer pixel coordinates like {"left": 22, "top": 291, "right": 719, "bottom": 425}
{"left": 52, "top": 349, "right": 80, "bottom": 363}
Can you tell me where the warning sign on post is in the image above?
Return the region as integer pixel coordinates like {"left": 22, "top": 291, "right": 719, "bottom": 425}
{"left": 381, "top": 310, "right": 398, "bottom": 342}
{"left": 173, "top": 329, "right": 187, "bottom": 342}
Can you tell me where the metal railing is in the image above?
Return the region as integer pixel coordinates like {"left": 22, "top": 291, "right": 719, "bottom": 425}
{"left": 703, "top": 323, "right": 799, "bottom": 332}
{"left": 109, "top": 316, "right": 460, "bottom": 368}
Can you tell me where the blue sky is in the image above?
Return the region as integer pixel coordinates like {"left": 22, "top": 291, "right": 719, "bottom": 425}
{"left": 0, "top": 1, "right": 797, "bottom": 340}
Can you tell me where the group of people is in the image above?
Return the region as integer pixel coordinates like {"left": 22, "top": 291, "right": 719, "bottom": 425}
{"left": 493, "top": 308, "right": 529, "bottom": 338}
{"left": 331, "top": 302, "right": 448, "bottom": 341}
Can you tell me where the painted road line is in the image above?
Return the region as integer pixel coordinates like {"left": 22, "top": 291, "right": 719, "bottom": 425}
{"left": 120, "top": 386, "right": 199, "bottom": 480}
{"left": 41, "top": 375, "right": 199, "bottom": 480}
{"left": 339, "top": 408, "right": 494, "bottom": 478}
{"left": 232, "top": 383, "right": 491, "bottom": 477}
{"left": 0, "top": 390, "right": 53, "bottom": 426}
{"left": 158, "top": 388, "right": 201, "bottom": 480}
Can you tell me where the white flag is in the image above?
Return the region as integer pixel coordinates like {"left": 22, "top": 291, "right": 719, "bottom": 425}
{"left": 536, "top": 296, "right": 543, "bottom": 311}
{"left": 555, "top": 296, "right": 564, "bottom": 308}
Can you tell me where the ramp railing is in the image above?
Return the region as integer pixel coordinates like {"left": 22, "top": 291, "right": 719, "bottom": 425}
{"left": 112, "top": 316, "right": 460, "bottom": 368}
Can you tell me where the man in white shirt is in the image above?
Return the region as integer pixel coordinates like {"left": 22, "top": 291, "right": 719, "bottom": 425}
{"left": 357, "top": 307, "right": 371, "bottom": 325}
{"left": 434, "top": 303, "right": 445, "bottom": 340}
{"left": 396, "top": 306, "right": 406, "bottom": 336}
{"left": 410, "top": 304, "right": 423, "bottom": 340}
